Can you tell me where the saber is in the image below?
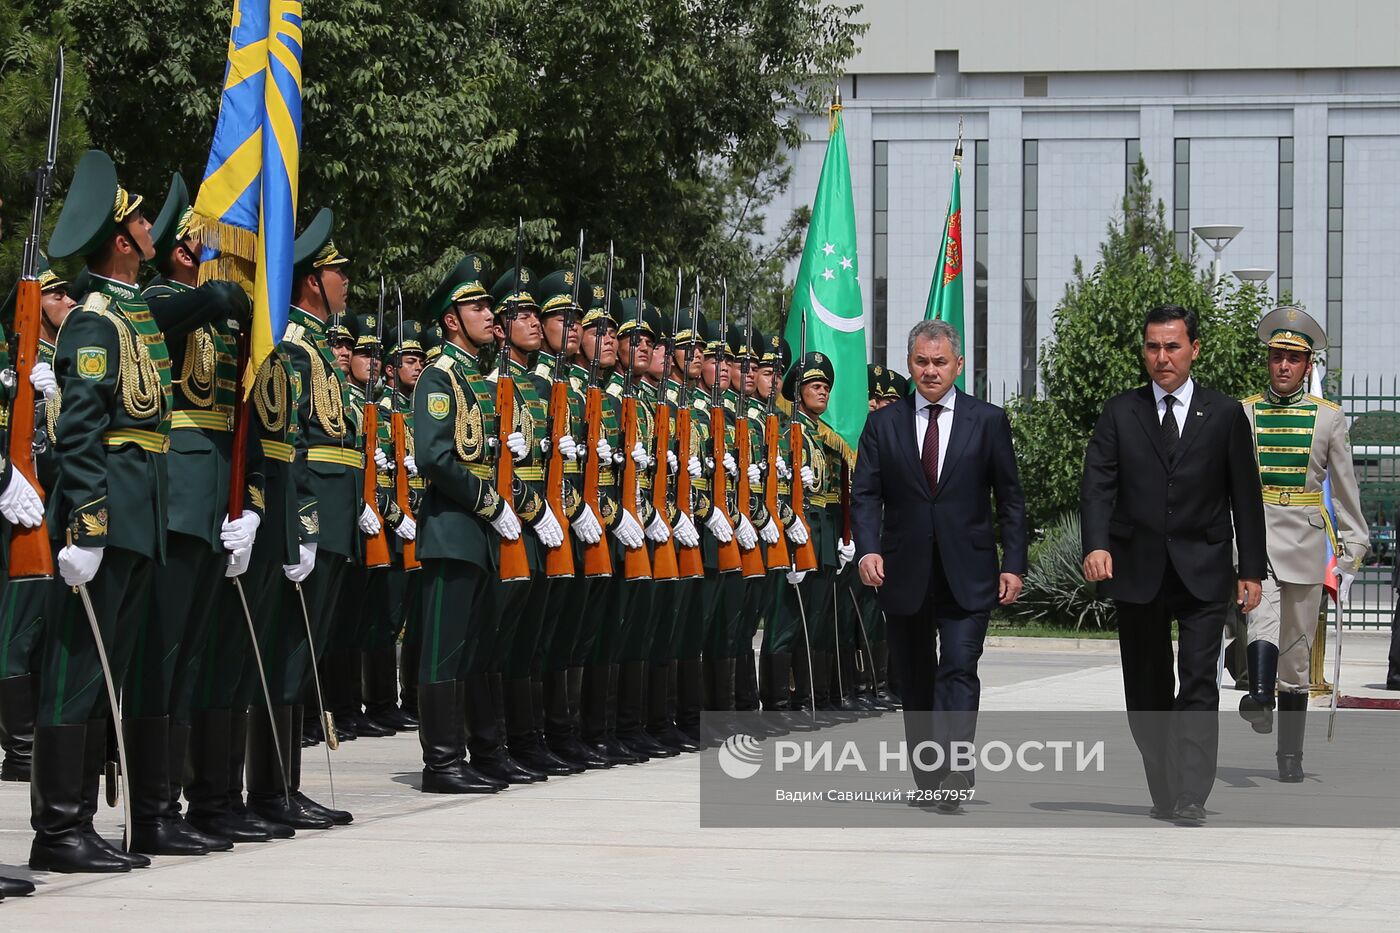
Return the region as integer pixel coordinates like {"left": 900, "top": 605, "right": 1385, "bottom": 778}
{"left": 234, "top": 577, "right": 290, "bottom": 807}
{"left": 830, "top": 581, "right": 845, "bottom": 705}
{"left": 848, "top": 588, "right": 879, "bottom": 704}
{"left": 792, "top": 584, "right": 817, "bottom": 719}
{"left": 295, "top": 582, "right": 338, "bottom": 807}
{"left": 75, "top": 583, "right": 133, "bottom": 850}
{"left": 1328, "top": 591, "right": 1343, "bottom": 741}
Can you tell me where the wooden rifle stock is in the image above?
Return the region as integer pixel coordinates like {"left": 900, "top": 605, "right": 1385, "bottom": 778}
{"left": 580, "top": 385, "right": 612, "bottom": 577}
{"left": 360, "top": 393, "right": 391, "bottom": 569}
{"left": 5, "top": 279, "right": 54, "bottom": 579}
{"left": 734, "top": 413, "right": 766, "bottom": 578}
{"left": 543, "top": 380, "right": 575, "bottom": 577}
{"left": 495, "top": 372, "right": 530, "bottom": 581}
{"left": 649, "top": 393, "right": 678, "bottom": 581}
{"left": 391, "top": 408, "right": 419, "bottom": 571}
{"left": 710, "top": 405, "right": 741, "bottom": 572}
{"left": 762, "top": 412, "right": 791, "bottom": 570}
{"left": 789, "top": 419, "right": 817, "bottom": 572}
{"left": 673, "top": 403, "right": 703, "bottom": 578}
{"left": 619, "top": 395, "right": 652, "bottom": 580}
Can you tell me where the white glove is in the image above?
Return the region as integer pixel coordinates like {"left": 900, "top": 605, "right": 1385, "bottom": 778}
{"left": 395, "top": 515, "right": 417, "bottom": 541}
{"left": 735, "top": 514, "right": 758, "bottom": 550}
{"left": 30, "top": 361, "right": 58, "bottom": 401}
{"left": 800, "top": 465, "right": 817, "bottom": 490}
{"left": 722, "top": 451, "right": 737, "bottom": 477}
{"left": 705, "top": 509, "right": 734, "bottom": 544}
{"left": 220, "top": 512, "right": 261, "bottom": 553}
{"left": 225, "top": 547, "right": 252, "bottom": 578}
{"left": 1339, "top": 570, "right": 1356, "bottom": 605}
{"left": 572, "top": 504, "right": 602, "bottom": 545}
{"left": 775, "top": 456, "right": 791, "bottom": 480}
{"left": 506, "top": 431, "right": 528, "bottom": 459}
{"left": 533, "top": 504, "right": 565, "bottom": 548}
{"left": 837, "top": 537, "right": 855, "bottom": 571}
{"left": 404, "top": 454, "right": 418, "bottom": 477}
{"left": 0, "top": 473, "right": 44, "bottom": 528}
{"left": 491, "top": 503, "right": 522, "bottom": 540}
{"left": 631, "top": 441, "right": 648, "bottom": 467}
{"left": 374, "top": 446, "right": 390, "bottom": 472}
{"left": 786, "top": 518, "right": 809, "bottom": 546}
{"left": 667, "top": 450, "right": 678, "bottom": 475}
{"left": 611, "top": 509, "right": 645, "bottom": 549}
{"left": 645, "top": 513, "right": 671, "bottom": 544}
{"left": 759, "top": 517, "right": 780, "bottom": 545}
{"left": 557, "top": 434, "right": 578, "bottom": 462}
{"left": 786, "top": 569, "right": 807, "bottom": 586}
{"left": 283, "top": 542, "right": 317, "bottom": 583}
{"left": 58, "top": 544, "right": 104, "bottom": 587}
{"left": 673, "top": 512, "right": 700, "bottom": 548}
{"left": 358, "top": 503, "right": 382, "bottom": 536}
{"left": 688, "top": 455, "right": 702, "bottom": 478}
{"left": 747, "top": 463, "right": 762, "bottom": 486}
{"left": 596, "top": 437, "right": 613, "bottom": 463}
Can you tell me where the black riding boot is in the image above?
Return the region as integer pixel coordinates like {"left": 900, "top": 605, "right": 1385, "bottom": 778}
{"left": 185, "top": 708, "right": 272, "bottom": 842}
{"left": 125, "top": 716, "right": 210, "bottom": 856}
{"left": 246, "top": 705, "right": 331, "bottom": 830}
{"left": 229, "top": 708, "right": 294, "bottom": 838}
{"left": 1276, "top": 691, "right": 1308, "bottom": 783}
{"left": 29, "top": 723, "right": 131, "bottom": 873}
{"left": 419, "top": 680, "right": 499, "bottom": 794}
{"left": 0, "top": 673, "right": 35, "bottom": 782}
{"left": 676, "top": 657, "right": 705, "bottom": 744}
{"left": 1239, "top": 640, "right": 1279, "bottom": 734}
{"left": 510, "top": 677, "right": 577, "bottom": 776}
{"left": 466, "top": 674, "right": 537, "bottom": 784}
{"left": 548, "top": 668, "right": 610, "bottom": 769}
{"left": 289, "top": 705, "right": 353, "bottom": 824}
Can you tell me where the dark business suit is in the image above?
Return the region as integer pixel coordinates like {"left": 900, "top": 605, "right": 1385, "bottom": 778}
{"left": 1081, "top": 382, "right": 1266, "bottom": 809}
{"left": 852, "top": 388, "right": 1027, "bottom": 789}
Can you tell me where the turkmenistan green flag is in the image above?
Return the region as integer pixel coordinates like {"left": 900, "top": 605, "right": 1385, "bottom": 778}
{"left": 924, "top": 141, "right": 965, "bottom": 389}
{"left": 784, "top": 103, "right": 867, "bottom": 451}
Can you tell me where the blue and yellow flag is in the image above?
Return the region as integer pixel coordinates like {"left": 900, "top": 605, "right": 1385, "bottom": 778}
{"left": 190, "top": 1, "right": 304, "bottom": 392}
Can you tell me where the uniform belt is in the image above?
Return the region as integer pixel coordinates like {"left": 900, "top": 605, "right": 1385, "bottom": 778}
{"left": 261, "top": 439, "right": 295, "bottom": 462}
{"left": 513, "top": 466, "right": 544, "bottom": 482}
{"left": 564, "top": 461, "right": 582, "bottom": 475}
{"left": 307, "top": 446, "right": 366, "bottom": 469}
{"left": 170, "top": 409, "right": 231, "bottom": 431}
{"left": 0, "top": 409, "right": 8, "bottom": 429}
{"left": 598, "top": 467, "right": 616, "bottom": 484}
{"left": 463, "top": 462, "right": 493, "bottom": 480}
{"left": 409, "top": 476, "right": 425, "bottom": 489}
{"left": 103, "top": 428, "right": 170, "bottom": 454}
{"left": 1260, "top": 487, "right": 1322, "bottom": 507}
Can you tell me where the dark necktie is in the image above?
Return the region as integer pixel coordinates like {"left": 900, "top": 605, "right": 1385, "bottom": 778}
{"left": 921, "top": 403, "right": 941, "bottom": 495}
{"left": 1162, "top": 394, "right": 1179, "bottom": 457}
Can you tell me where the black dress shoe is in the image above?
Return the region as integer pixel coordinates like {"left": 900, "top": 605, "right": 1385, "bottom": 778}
{"left": 187, "top": 810, "right": 274, "bottom": 843}
{"left": 0, "top": 875, "right": 36, "bottom": 897}
{"left": 369, "top": 707, "right": 417, "bottom": 732}
{"left": 514, "top": 744, "right": 583, "bottom": 776}
{"left": 30, "top": 833, "right": 132, "bottom": 874}
{"left": 620, "top": 731, "right": 677, "bottom": 759}
{"left": 247, "top": 794, "right": 333, "bottom": 830}
{"left": 935, "top": 772, "right": 971, "bottom": 814}
{"left": 549, "top": 736, "right": 613, "bottom": 770}
{"left": 593, "top": 738, "right": 645, "bottom": 765}
{"left": 474, "top": 755, "right": 543, "bottom": 785}
{"left": 85, "top": 831, "right": 151, "bottom": 868}
{"left": 232, "top": 802, "right": 295, "bottom": 838}
{"left": 422, "top": 761, "right": 502, "bottom": 794}
{"left": 293, "top": 791, "right": 352, "bottom": 825}
{"left": 130, "top": 816, "right": 211, "bottom": 857}
{"left": 354, "top": 715, "right": 395, "bottom": 738}
{"left": 1148, "top": 806, "right": 1174, "bottom": 821}
{"left": 650, "top": 725, "right": 703, "bottom": 753}
{"left": 1172, "top": 798, "right": 1207, "bottom": 824}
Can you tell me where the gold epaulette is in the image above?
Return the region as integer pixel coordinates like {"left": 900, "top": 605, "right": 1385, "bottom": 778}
{"left": 775, "top": 395, "right": 793, "bottom": 416}
{"left": 82, "top": 291, "right": 111, "bottom": 314}
{"left": 283, "top": 322, "right": 306, "bottom": 344}
{"left": 433, "top": 355, "right": 454, "bottom": 372}
{"left": 605, "top": 381, "right": 623, "bottom": 398}
{"left": 533, "top": 361, "right": 552, "bottom": 380}
{"left": 1307, "top": 393, "right": 1340, "bottom": 411}
{"left": 1242, "top": 393, "right": 1264, "bottom": 405}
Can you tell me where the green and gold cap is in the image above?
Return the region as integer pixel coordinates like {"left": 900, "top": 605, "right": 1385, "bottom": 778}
{"left": 1256, "top": 304, "right": 1326, "bottom": 353}
{"left": 149, "top": 172, "right": 191, "bottom": 263}
{"left": 423, "top": 321, "right": 445, "bottom": 361}
{"left": 868, "top": 363, "right": 886, "bottom": 399}
{"left": 48, "top": 149, "right": 145, "bottom": 260}
{"left": 490, "top": 266, "right": 539, "bottom": 314}
{"left": 727, "top": 328, "right": 758, "bottom": 361}
{"left": 349, "top": 312, "right": 381, "bottom": 351}
{"left": 617, "top": 297, "right": 656, "bottom": 340}
{"left": 326, "top": 311, "right": 353, "bottom": 345}
{"left": 424, "top": 252, "right": 494, "bottom": 321}
{"left": 886, "top": 371, "right": 909, "bottom": 398}
{"left": 536, "top": 268, "right": 591, "bottom": 318}
{"left": 2, "top": 254, "right": 68, "bottom": 322}
{"left": 672, "top": 310, "right": 706, "bottom": 347}
{"left": 582, "top": 282, "right": 622, "bottom": 330}
{"left": 759, "top": 332, "right": 788, "bottom": 369}
{"left": 388, "top": 318, "right": 426, "bottom": 359}
{"left": 292, "top": 207, "right": 349, "bottom": 277}
{"left": 781, "top": 351, "right": 834, "bottom": 401}
{"left": 702, "top": 316, "right": 734, "bottom": 358}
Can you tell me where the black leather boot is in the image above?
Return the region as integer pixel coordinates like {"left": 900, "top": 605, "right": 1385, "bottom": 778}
{"left": 399, "top": 639, "right": 421, "bottom": 725}
{"left": 466, "top": 674, "right": 537, "bottom": 784}
{"left": 29, "top": 723, "right": 131, "bottom": 873}
{"left": 700, "top": 657, "right": 737, "bottom": 746}
{"left": 838, "top": 648, "right": 877, "bottom": 711}
{"left": 735, "top": 649, "right": 761, "bottom": 712}
{"left": 363, "top": 647, "right": 412, "bottom": 732}
{"left": 419, "top": 680, "right": 499, "bottom": 793}
{"left": 1277, "top": 691, "right": 1308, "bottom": 783}
{"left": 164, "top": 718, "right": 234, "bottom": 851}
{"left": 548, "top": 669, "right": 610, "bottom": 769}
{"left": 872, "top": 640, "right": 900, "bottom": 708}
{"left": 185, "top": 708, "right": 272, "bottom": 842}
{"left": 75, "top": 718, "right": 149, "bottom": 868}
{"left": 228, "top": 708, "right": 294, "bottom": 838}
{"left": 675, "top": 657, "right": 705, "bottom": 744}
{"left": 647, "top": 662, "right": 701, "bottom": 753}
{"left": 246, "top": 705, "right": 332, "bottom": 829}
{"left": 0, "top": 673, "right": 35, "bottom": 782}
{"left": 0, "top": 874, "right": 35, "bottom": 896}
{"left": 1239, "top": 641, "right": 1279, "bottom": 734}
{"left": 125, "top": 716, "right": 209, "bottom": 856}
{"left": 581, "top": 664, "right": 639, "bottom": 764}
{"left": 619, "top": 661, "right": 675, "bottom": 758}
{"left": 522, "top": 676, "right": 583, "bottom": 774}
{"left": 289, "top": 705, "right": 353, "bottom": 824}
{"left": 504, "top": 677, "right": 574, "bottom": 777}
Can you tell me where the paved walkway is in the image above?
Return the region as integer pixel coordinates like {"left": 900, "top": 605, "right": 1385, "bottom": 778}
{"left": 1, "top": 636, "right": 1397, "bottom": 931}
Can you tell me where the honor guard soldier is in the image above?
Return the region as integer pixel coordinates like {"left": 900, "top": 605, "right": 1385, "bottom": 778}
{"left": 1239, "top": 306, "right": 1369, "bottom": 781}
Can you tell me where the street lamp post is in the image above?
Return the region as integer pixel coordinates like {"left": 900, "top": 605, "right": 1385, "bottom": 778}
{"left": 1192, "top": 224, "right": 1244, "bottom": 287}
{"left": 1233, "top": 267, "right": 1275, "bottom": 302}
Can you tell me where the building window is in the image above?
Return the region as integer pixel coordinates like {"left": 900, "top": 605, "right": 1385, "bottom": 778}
{"left": 1021, "top": 139, "right": 1038, "bottom": 396}
{"left": 974, "top": 139, "right": 989, "bottom": 400}
{"left": 1277, "top": 137, "right": 1294, "bottom": 299}
{"left": 873, "top": 140, "right": 888, "bottom": 367}
{"left": 1174, "top": 138, "right": 1190, "bottom": 256}
{"left": 1126, "top": 138, "right": 1141, "bottom": 198}
{"left": 1327, "top": 136, "right": 1344, "bottom": 382}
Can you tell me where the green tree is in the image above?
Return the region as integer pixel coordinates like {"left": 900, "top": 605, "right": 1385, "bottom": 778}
{"left": 0, "top": 3, "right": 90, "bottom": 284}
{"left": 1009, "top": 160, "right": 1267, "bottom": 533}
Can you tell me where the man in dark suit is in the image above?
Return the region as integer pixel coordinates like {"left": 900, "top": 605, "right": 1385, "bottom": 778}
{"left": 852, "top": 319, "right": 1027, "bottom": 811}
{"left": 1081, "top": 304, "right": 1266, "bottom": 825}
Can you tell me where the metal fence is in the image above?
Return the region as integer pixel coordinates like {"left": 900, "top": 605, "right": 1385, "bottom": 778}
{"left": 1338, "top": 374, "right": 1398, "bottom": 628}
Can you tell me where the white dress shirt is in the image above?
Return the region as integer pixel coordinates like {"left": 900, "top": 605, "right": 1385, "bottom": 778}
{"left": 914, "top": 387, "right": 956, "bottom": 479}
{"left": 1151, "top": 376, "right": 1193, "bottom": 438}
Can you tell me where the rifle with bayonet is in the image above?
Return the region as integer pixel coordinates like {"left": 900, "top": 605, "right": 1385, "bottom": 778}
{"left": 391, "top": 284, "right": 419, "bottom": 571}
{"left": 6, "top": 46, "right": 63, "bottom": 580}
{"left": 359, "top": 279, "right": 391, "bottom": 569}
{"left": 673, "top": 282, "right": 704, "bottom": 579}
{"left": 710, "top": 278, "right": 742, "bottom": 573}
{"left": 734, "top": 299, "right": 766, "bottom": 579}
{"left": 789, "top": 305, "right": 818, "bottom": 572}
{"left": 762, "top": 296, "right": 792, "bottom": 571}
{"left": 496, "top": 219, "right": 530, "bottom": 582}
{"left": 579, "top": 243, "right": 614, "bottom": 578}
{"left": 543, "top": 231, "right": 584, "bottom": 578}
{"left": 647, "top": 272, "right": 680, "bottom": 582}
{"left": 619, "top": 259, "right": 652, "bottom": 581}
